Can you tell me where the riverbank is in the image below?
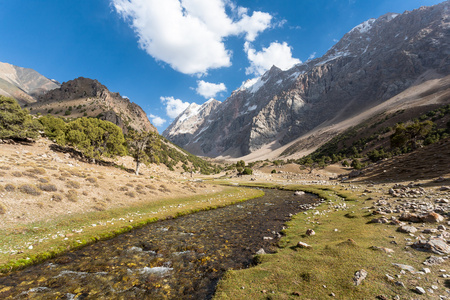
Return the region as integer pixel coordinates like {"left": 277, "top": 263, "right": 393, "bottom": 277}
{"left": 0, "top": 139, "right": 265, "bottom": 273}
{"left": 213, "top": 181, "right": 450, "bottom": 300}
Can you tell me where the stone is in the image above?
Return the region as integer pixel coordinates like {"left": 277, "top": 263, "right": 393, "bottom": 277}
{"left": 398, "top": 212, "right": 421, "bottom": 223}
{"left": 306, "top": 229, "right": 316, "bottom": 236}
{"left": 412, "top": 238, "right": 450, "bottom": 255}
{"left": 397, "top": 225, "right": 417, "bottom": 234}
{"left": 421, "top": 268, "right": 431, "bottom": 274}
{"left": 294, "top": 191, "right": 305, "bottom": 196}
{"left": 421, "top": 212, "right": 444, "bottom": 223}
{"left": 368, "top": 217, "right": 389, "bottom": 224}
{"left": 297, "top": 242, "right": 311, "bottom": 248}
{"left": 440, "top": 186, "right": 450, "bottom": 191}
{"left": 392, "top": 263, "right": 416, "bottom": 274}
{"left": 353, "top": 269, "right": 368, "bottom": 286}
{"left": 370, "top": 246, "right": 394, "bottom": 254}
{"left": 415, "top": 286, "right": 426, "bottom": 295}
{"left": 256, "top": 248, "right": 266, "bottom": 255}
{"left": 423, "top": 256, "right": 445, "bottom": 266}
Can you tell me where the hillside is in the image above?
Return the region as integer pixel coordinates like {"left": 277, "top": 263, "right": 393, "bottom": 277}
{"left": 164, "top": 1, "right": 450, "bottom": 159}
{"left": 0, "top": 62, "right": 60, "bottom": 105}
{"left": 27, "top": 77, "right": 156, "bottom": 134}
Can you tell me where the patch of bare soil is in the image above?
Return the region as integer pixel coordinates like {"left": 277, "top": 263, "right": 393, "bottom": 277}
{"left": 0, "top": 138, "right": 223, "bottom": 230}
{"left": 357, "top": 138, "right": 450, "bottom": 184}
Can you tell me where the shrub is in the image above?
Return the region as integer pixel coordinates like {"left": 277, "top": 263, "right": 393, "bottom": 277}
{"left": 38, "top": 178, "right": 49, "bottom": 183}
{"left": 19, "top": 184, "right": 42, "bottom": 196}
{"left": 242, "top": 168, "right": 253, "bottom": 175}
{"left": 5, "top": 184, "right": 16, "bottom": 192}
{"left": 271, "top": 169, "right": 277, "bottom": 174}
{"left": 119, "top": 186, "right": 128, "bottom": 191}
{"left": 0, "top": 96, "right": 42, "bottom": 140}
{"left": 51, "top": 193, "right": 63, "bottom": 202}
{"left": 125, "top": 191, "right": 136, "bottom": 198}
{"left": 66, "top": 180, "right": 81, "bottom": 189}
{"left": 38, "top": 183, "right": 58, "bottom": 192}
{"left": 0, "top": 203, "right": 6, "bottom": 214}
{"left": 66, "top": 190, "right": 78, "bottom": 202}
{"left": 11, "top": 171, "right": 22, "bottom": 177}
{"left": 86, "top": 177, "right": 97, "bottom": 183}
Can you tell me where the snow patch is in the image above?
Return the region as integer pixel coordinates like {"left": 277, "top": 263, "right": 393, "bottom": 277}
{"left": 350, "top": 18, "right": 376, "bottom": 34}
{"left": 248, "top": 105, "right": 257, "bottom": 111}
{"left": 240, "top": 76, "right": 266, "bottom": 94}
{"left": 316, "top": 50, "right": 351, "bottom": 66}
{"left": 138, "top": 267, "right": 173, "bottom": 275}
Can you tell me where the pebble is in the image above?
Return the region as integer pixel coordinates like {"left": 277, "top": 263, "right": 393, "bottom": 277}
{"left": 415, "top": 286, "right": 426, "bottom": 295}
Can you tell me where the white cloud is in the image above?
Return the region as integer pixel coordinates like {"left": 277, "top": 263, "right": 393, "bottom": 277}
{"left": 112, "top": 0, "right": 273, "bottom": 75}
{"left": 244, "top": 41, "right": 302, "bottom": 76}
{"left": 160, "top": 96, "right": 191, "bottom": 119}
{"left": 149, "top": 114, "right": 167, "bottom": 127}
{"left": 196, "top": 80, "right": 226, "bottom": 99}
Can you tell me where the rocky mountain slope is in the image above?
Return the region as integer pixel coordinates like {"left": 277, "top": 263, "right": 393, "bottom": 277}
{"left": 29, "top": 77, "right": 157, "bottom": 133}
{"left": 163, "top": 1, "right": 450, "bottom": 158}
{"left": 0, "top": 62, "right": 60, "bottom": 105}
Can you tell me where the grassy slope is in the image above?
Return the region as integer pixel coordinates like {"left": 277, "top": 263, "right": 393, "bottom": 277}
{"left": 214, "top": 183, "right": 437, "bottom": 300}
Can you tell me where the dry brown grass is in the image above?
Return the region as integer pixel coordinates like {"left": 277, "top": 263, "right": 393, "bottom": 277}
{"left": 37, "top": 183, "right": 58, "bottom": 192}
{"left": 66, "top": 190, "right": 78, "bottom": 202}
{"left": 18, "top": 184, "right": 42, "bottom": 196}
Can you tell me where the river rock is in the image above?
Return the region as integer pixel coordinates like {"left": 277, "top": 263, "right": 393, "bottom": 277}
{"left": 256, "top": 248, "right": 266, "bottom": 255}
{"left": 294, "top": 191, "right": 305, "bottom": 196}
{"left": 353, "top": 269, "right": 368, "bottom": 286}
{"left": 412, "top": 238, "right": 450, "bottom": 255}
{"left": 439, "top": 186, "right": 450, "bottom": 191}
{"left": 397, "top": 225, "right": 417, "bottom": 234}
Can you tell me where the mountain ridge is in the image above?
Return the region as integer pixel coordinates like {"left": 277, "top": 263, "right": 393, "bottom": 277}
{"left": 163, "top": 1, "right": 450, "bottom": 159}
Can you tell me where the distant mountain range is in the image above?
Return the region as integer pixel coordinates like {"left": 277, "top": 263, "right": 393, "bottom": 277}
{"left": 0, "top": 62, "right": 60, "bottom": 104}
{"left": 163, "top": 1, "right": 450, "bottom": 159}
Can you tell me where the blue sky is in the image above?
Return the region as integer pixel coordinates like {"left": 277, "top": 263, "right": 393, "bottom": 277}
{"left": 0, "top": 0, "right": 444, "bottom": 132}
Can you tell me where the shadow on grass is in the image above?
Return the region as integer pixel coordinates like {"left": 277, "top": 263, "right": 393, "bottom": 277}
{"left": 49, "top": 144, "right": 135, "bottom": 173}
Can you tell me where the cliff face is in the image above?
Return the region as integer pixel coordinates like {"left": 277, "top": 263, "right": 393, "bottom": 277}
{"left": 36, "top": 77, "right": 157, "bottom": 133}
{"left": 163, "top": 1, "right": 450, "bottom": 158}
{"left": 0, "top": 61, "right": 60, "bottom": 104}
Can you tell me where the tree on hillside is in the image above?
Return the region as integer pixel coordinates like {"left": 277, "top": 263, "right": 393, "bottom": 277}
{"left": 64, "top": 117, "right": 126, "bottom": 163}
{"left": 236, "top": 160, "right": 245, "bottom": 174}
{"left": 127, "top": 130, "right": 160, "bottom": 175}
{"left": 390, "top": 121, "right": 434, "bottom": 150}
{"left": 38, "top": 114, "right": 67, "bottom": 145}
{"left": 0, "top": 96, "right": 42, "bottom": 141}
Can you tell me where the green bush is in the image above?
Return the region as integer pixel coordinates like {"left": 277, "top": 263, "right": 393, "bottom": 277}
{"left": 242, "top": 168, "right": 253, "bottom": 175}
{"left": 0, "top": 96, "right": 42, "bottom": 140}
{"left": 271, "top": 169, "right": 277, "bottom": 174}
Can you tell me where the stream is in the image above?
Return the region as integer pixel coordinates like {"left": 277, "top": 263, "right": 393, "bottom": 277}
{"left": 0, "top": 188, "right": 317, "bottom": 299}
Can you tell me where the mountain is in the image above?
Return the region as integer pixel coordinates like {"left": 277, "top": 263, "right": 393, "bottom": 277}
{"left": 163, "top": 1, "right": 450, "bottom": 159}
{"left": 0, "top": 61, "right": 60, "bottom": 104}
{"left": 29, "top": 77, "right": 157, "bottom": 133}
{"left": 163, "top": 99, "right": 221, "bottom": 150}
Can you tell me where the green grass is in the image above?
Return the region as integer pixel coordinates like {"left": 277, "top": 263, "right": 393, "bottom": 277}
{"left": 0, "top": 186, "right": 263, "bottom": 274}
{"left": 214, "top": 183, "right": 434, "bottom": 300}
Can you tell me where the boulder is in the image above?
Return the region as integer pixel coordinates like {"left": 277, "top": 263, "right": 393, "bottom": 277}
{"left": 397, "top": 225, "right": 417, "bottom": 234}
{"left": 412, "top": 238, "right": 450, "bottom": 255}
{"left": 398, "top": 212, "right": 421, "bottom": 223}
{"left": 420, "top": 212, "right": 444, "bottom": 223}
{"left": 423, "top": 255, "right": 445, "bottom": 266}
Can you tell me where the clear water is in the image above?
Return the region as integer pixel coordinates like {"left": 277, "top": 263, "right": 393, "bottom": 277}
{"left": 0, "top": 189, "right": 317, "bottom": 299}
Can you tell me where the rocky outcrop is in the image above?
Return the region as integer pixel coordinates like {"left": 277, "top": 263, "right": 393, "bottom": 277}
{"left": 164, "top": 1, "right": 450, "bottom": 157}
{"left": 0, "top": 61, "right": 60, "bottom": 104}
{"left": 37, "top": 77, "right": 156, "bottom": 133}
